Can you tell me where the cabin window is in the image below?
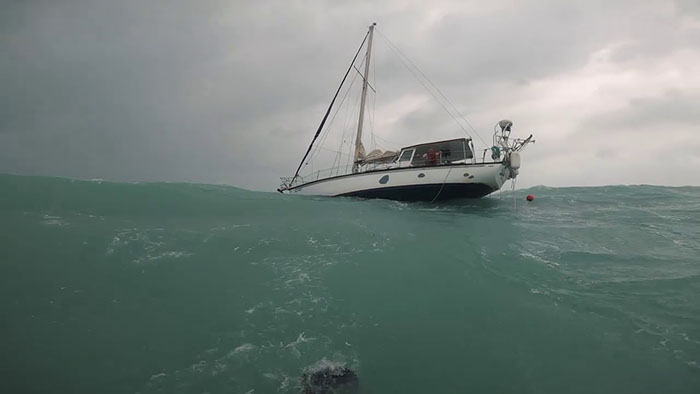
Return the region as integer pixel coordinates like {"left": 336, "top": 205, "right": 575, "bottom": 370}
{"left": 398, "top": 149, "right": 414, "bottom": 162}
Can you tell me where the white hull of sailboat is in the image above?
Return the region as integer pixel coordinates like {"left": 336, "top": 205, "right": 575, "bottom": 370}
{"left": 287, "top": 163, "right": 509, "bottom": 201}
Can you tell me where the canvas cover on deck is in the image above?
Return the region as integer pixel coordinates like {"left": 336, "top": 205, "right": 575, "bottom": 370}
{"left": 356, "top": 142, "right": 398, "bottom": 164}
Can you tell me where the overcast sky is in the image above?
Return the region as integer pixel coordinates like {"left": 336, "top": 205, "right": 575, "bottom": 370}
{"left": 2, "top": 0, "right": 699, "bottom": 190}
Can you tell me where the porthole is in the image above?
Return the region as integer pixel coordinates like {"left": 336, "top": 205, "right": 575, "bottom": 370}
{"left": 379, "top": 175, "right": 389, "bottom": 184}
{"left": 463, "top": 173, "right": 470, "bottom": 177}
{"left": 418, "top": 173, "right": 425, "bottom": 178}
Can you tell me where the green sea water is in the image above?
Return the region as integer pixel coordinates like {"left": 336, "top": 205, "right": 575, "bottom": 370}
{"left": 1, "top": 174, "right": 700, "bottom": 393}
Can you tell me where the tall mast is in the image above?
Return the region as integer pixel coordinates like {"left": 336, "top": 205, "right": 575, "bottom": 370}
{"left": 352, "top": 22, "right": 376, "bottom": 173}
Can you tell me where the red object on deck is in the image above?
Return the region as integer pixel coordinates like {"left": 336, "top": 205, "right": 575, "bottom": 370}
{"left": 526, "top": 194, "right": 534, "bottom": 201}
{"left": 426, "top": 149, "right": 438, "bottom": 165}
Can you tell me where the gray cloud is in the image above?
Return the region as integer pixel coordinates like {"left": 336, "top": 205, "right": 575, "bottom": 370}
{"left": 676, "top": 0, "right": 700, "bottom": 17}
{"left": 1, "top": 0, "right": 699, "bottom": 189}
{"left": 581, "top": 90, "right": 700, "bottom": 131}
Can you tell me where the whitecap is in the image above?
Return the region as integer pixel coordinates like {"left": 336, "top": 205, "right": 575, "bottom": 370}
{"left": 189, "top": 360, "right": 207, "bottom": 373}
{"left": 149, "top": 372, "right": 167, "bottom": 380}
{"left": 227, "top": 343, "right": 255, "bottom": 358}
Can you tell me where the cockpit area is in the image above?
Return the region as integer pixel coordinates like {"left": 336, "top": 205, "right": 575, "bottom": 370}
{"left": 396, "top": 138, "right": 474, "bottom": 167}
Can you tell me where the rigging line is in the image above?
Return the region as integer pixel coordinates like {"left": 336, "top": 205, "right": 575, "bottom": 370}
{"left": 332, "top": 87, "right": 357, "bottom": 174}
{"left": 377, "top": 33, "right": 468, "bottom": 133}
{"left": 346, "top": 87, "right": 363, "bottom": 164}
{"left": 309, "top": 55, "right": 365, "bottom": 162}
{"left": 309, "top": 61, "right": 362, "bottom": 164}
{"left": 359, "top": 58, "right": 376, "bottom": 151}
{"left": 368, "top": 92, "right": 378, "bottom": 150}
{"left": 430, "top": 167, "right": 453, "bottom": 203}
{"left": 376, "top": 29, "right": 481, "bottom": 141}
{"left": 345, "top": 122, "right": 354, "bottom": 173}
{"left": 341, "top": 89, "right": 363, "bottom": 175}
{"left": 332, "top": 94, "right": 352, "bottom": 172}
{"left": 371, "top": 132, "right": 398, "bottom": 149}
{"left": 369, "top": 46, "right": 378, "bottom": 151}
{"left": 387, "top": 42, "right": 470, "bottom": 139}
{"left": 316, "top": 145, "right": 354, "bottom": 158}
{"left": 305, "top": 74, "right": 359, "bottom": 179}
{"left": 333, "top": 81, "right": 359, "bottom": 175}
{"left": 291, "top": 30, "right": 370, "bottom": 182}
{"left": 375, "top": 31, "right": 461, "bottom": 118}
{"left": 376, "top": 29, "right": 487, "bottom": 146}
{"left": 369, "top": 107, "right": 388, "bottom": 152}
{"left": 333, "top": 89, "right": 360, "bottom": 174}
{"left": 369, "top": 106, "right": 375, "bottom": 151}
{"left": 311, "top": 54, "right": 367, "bottom": 168}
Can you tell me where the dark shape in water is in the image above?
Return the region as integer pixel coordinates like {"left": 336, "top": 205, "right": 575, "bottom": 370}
{"left": 300, "top": 363, "right": 359, "bottom": 394}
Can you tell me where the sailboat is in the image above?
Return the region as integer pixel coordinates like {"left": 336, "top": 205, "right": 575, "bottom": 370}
{"left": 279, "top": 23, "right": 534, "bottom": 201}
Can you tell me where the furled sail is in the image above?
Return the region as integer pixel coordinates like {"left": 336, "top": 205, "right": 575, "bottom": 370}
{"left": 356, "top": 147, "right": 398, "bottom": 164}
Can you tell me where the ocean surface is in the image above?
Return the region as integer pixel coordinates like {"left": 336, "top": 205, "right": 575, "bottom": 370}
{"left": 1, "top": 173, "right": 700, "bottom": 394}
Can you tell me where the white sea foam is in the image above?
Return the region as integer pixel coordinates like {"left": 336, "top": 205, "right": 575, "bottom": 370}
{"left": 134, "top": 250, "right": 193, "bottom": 263}
{"left": 42, "top": 214, "right": 67, "bottom": 226}
{"left": 282, "top": 332, "right": 316, "bottom": 358}
{"left": 149, "top": 372, "right": 166, "bottom": 380}
{"left": 520, "top": 251, "right": 560, "bottom": 267}
{"left": 190, "top": 360, "right": 207, "bottom": 373}
{"left": 211, "top": 360, "right": 228, "bottom": 376}
{"left": 228, "top": 343, "right": 255, "bottom": 357}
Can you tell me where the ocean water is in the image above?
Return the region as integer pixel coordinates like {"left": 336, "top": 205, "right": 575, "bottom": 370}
{"left": 1, "top": 173, "right": 700, "bottom": 394}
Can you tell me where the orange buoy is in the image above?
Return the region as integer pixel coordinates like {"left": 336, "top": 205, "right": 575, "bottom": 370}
{"left": 526, "top": 194, "right": 534, "bottom": 201}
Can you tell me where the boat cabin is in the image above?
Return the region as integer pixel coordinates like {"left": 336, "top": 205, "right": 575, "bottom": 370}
{"left": 396, "top": 138, "right": 473, "bottom": 167}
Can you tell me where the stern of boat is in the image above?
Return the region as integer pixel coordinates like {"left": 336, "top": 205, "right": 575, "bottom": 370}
{"left": 490, "top": 120, "right": 534, "bottom": 190}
